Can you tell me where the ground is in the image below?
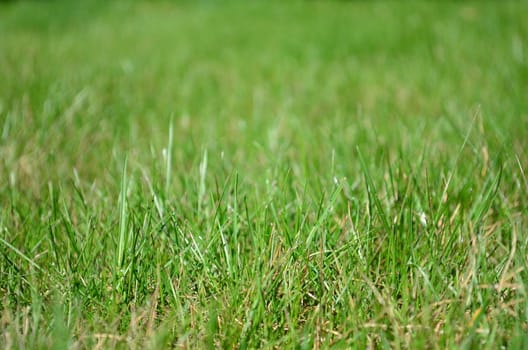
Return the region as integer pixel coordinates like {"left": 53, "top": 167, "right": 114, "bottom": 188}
{"left": 0, "top": 1, "right": 527, "bottom": 348}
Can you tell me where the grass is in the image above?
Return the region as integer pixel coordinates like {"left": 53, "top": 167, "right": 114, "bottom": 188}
{"left": 1, "top": 0, "right": 527, "bottom": 348}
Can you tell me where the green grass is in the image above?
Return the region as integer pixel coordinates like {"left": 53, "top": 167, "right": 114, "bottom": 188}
{"left": 1, "top": 0, "right": 527, "bottom": 348}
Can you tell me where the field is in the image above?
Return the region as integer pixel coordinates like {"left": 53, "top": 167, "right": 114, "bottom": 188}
{"left": 1, "top": 1, "right": 527, "bottom": 348}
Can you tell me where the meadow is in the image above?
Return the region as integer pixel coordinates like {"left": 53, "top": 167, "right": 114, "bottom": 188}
{"left": 0, "top": 1, "right": 527, "bottom": 348}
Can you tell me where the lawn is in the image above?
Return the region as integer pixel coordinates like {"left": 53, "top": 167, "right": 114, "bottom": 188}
{"left": 0, "top": 0, "right": 527, "bottom": 348}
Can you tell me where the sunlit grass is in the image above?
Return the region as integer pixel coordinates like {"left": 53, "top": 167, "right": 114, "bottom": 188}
{"left": 1, "top": 1, "right": 527, "bottom": 348}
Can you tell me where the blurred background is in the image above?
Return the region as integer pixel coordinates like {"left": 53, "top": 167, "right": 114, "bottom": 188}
{"left": 1, "top": 0, "right": 527, "bottom": 192}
